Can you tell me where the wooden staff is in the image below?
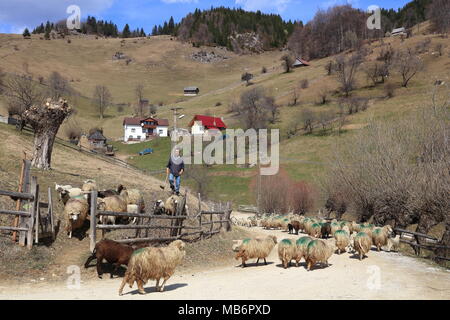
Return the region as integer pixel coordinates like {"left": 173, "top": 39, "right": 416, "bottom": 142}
{"left": 12, "top": 152, "right": 26, "bottom": 242}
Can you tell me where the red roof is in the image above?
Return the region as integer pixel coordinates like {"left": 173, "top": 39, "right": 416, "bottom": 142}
{"left": 123, "top": 117, "right": 169, "bottom": 127}
{"left": 294, "top": 58, "right": 310, "bottom": 66}
{"left": 188, "top": 115, "right": 227, "bottom": 129}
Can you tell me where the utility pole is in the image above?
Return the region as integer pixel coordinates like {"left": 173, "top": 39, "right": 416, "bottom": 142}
{"left": 170, "top": 107, "right": 183, "bottom": 143}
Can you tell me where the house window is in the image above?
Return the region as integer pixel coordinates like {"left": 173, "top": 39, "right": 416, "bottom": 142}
{"left": 131, "top": 128, "right": 136, "bottom": 133}
{"left": 137, "top": 135, "right": 141, "bottom": 140}
{"left": 159, "top": 130, "right": 163, "bottom": 134}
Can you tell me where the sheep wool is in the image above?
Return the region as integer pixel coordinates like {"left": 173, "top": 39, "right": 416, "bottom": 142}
{"left": 235, "top": 235, "right": 277, "bottom": 267}
{"left": 354, "top": 232, "right": 372, "bottom": 260}
{"left": 119, "top": 240, "right": 186, "bottom": 295}
{"left": 330, "top": 222, "right": 341, "bottom": 236}
{"left": 64, "top": 198, "right": 89, "bottom": 238}
{"left": 334, "top": 230, "right": 350, "bottom": 254}
{"left": 372, "top": 225, "right": 393, "bottom": 251}
{"left": 305, "top": 239, "right": 335, "bottom": 271}
{"left": 293, "top": 236, "right": 313, "bottom": 265}
{"left": 310, "top": 223, "right": 322, "bottom": 238}
{"left": 278, "top": 239, "right": 297, "bottom": 269}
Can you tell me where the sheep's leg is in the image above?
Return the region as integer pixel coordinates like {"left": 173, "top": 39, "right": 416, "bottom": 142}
{"left": 159, "top": 278, "right": 169, "bottom": 292}
{"left": 96, "top": 260, "right": 103, "bottom": 279}
{"left": 137, "top": 280, "right": 145, "bottom": 295}
{"left": 241, "top": 259, "right": 247, "bottom": 268}
{"left": 264, "top": 258, "right": 267, "bottom": 265}
{"left": 155, "top": 279, "right": 160, "bottom": 292}
{"left": 112, "top": 263, "right": 120, "bottom": 279}
{"left": 256, "top": 258, "right": 260, "bottom": 264}
{"left": 118, "top": 277, "right": 127, "bottom": 296}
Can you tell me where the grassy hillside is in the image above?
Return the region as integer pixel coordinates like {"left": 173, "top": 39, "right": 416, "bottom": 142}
{"left": 0, "top": 30, "right": 449, "bottom": 206}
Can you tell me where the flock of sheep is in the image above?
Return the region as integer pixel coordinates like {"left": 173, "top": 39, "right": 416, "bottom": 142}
{"left": 55, "top": 180, "right": 183, "bottom": 238}
{"left": 233, "top": 215, "right": 401, "bottom": 271}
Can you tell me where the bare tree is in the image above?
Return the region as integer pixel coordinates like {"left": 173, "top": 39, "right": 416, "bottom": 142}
{"left": 317, "top": 87, "right": 330, "bottom": 105}
{"left": 300, "top": 108, "right": 315, "bottom": 134}
{"left": 1, "top": 74, "right": 44, "bottom": 130}
{"left": 334, "top": 54, "right": 362, "bottom": 96}
{"left": 93, "top": 85, "right": 112, "bottom": 119}
{"left": 394, "top": 49, "right": 424, "bottom": 87}
{"left": 24, "top": 98, "right": 72, "bottom": 169}
{"left": 235, "top": 87, "right": 275, "bottom": 130}
{"left": 135, "top": 84, "right": 145, "bottom": 117}
{"left": 427, "top": 0, "right": 450, "bottom": 35}
{"left": 281, "top": 54, "right": 294, "bottom": 73}
{"left": 241, "top": 72, "right": 253, "bottom": 86}
{"left": 48, "top": 71, "right": 70, "bottom": 99}
{"left": 325, "top": 60, "right": 333, "bottom": 75}
{"left": 185, "top": 164, "right": 211, "bottom": 198}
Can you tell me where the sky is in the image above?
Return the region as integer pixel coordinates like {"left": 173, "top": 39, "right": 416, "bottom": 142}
{"left": 0, "top": 0, "right": 412, "bottom": 34}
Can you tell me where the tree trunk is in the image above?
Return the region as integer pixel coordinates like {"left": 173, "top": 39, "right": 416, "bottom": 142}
{"left": 436, "top": 221, "right": 450, "bottom": 260}
{"left": 23, "top": 99, "right": 72, "bottom": 170}
{"left": 31, "top": 128, "right": 57, "bottom": 169}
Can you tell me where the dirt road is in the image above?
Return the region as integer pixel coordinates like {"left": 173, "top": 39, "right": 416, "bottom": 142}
{"left": 1, "top": 216, "right": 449, "bottom": 300}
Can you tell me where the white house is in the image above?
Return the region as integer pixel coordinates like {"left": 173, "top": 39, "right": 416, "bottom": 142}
{"left": 188, "top": 115, "right": 227, "bottom": 135}
{"left": 123, "top": 117, "right": 169, "bottom": 142}
{"left": 391, "top": 27, "right": 407, "bottom": 37}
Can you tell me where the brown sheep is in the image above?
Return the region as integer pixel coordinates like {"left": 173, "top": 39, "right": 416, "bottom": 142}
{"left": 235, "top": 236, "right": 277, "bottom": 267}
{"left": 119, "top": 240, "right": 186, "bottom": 295}
{"left": 289, "top": 220, "right": 301, "bottom": 235}
{"left": 65, "top": 198, "right": 89, "bottom": 238}
{"left": 84, "top": 239, "right": 134, "bottom": 279}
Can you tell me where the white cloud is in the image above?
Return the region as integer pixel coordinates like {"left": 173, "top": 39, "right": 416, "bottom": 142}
{"left": 235, "top": 0, "right": 292, "bottom": 13}
{"left": 0, "top": 0, "right": 114, "bottom": 32}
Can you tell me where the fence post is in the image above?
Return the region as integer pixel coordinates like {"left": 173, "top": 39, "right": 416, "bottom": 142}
{"left": 197, "top": 193, "right": 202, "bottom": 240}
{"left": 27, "top": 176, "right": 38, "bottom": 250}
{"left": 48, "top": 187, "right": 55, "bottom": 240}
{"left": 90, "top": 191, "right": 97, "bottom": 253}
{"left": 224, "top": 202, "right": 232, "bottom": 232}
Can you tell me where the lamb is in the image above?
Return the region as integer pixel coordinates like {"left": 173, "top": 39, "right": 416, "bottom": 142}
{"left": 84, "top": 239, "right": 134, "bottom": 279}
{"left": 353, "top": 232, "right": 372, "bottom": 260}
{"left": 372, "top": 225, "right": 393, "bottom": 251}
{"left": 97, "top": 192, "right": 128, "bottom": 226}
{"left": 383, "top": 234, "right": 400, "bottom": 252}
{"left": 321, "top": 222, "right": 331, "bottom": 239}
{"left": 55, "top": 184, "right": 84, "bottom": 205}
{"left": 278, "top": 239, "right": 297, "bottom": 268}
{"left": 118, "top": 240, "right": 186, "bottom": 295}
{"left": 64, "top": 198, "right": 89, "bottom": 238}
{"left": 235, "top": 235, "right": 277, "bottom": 267}
{"left": 151, "top": 200, "right": 165, "bottom": 215}
{"left": 334, "top": 230, "right": 350, "bottom": 254}
{"left": 164, "top": 195, "right": 180, "bottom": 216}
{"left": 305, "top": 238, "right": 336, "bottom": 271}
{"left": 293, "top": 236, "right": 313, "bottom": 266}
{"left": 121, "top": 187, "right": 145, "bottom": 213}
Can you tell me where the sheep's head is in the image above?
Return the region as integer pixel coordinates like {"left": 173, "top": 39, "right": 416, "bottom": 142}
{"left": 97, "top": 198, "right": 106, "bottom": 211}
{"left": 170, "top": 240, "right": 185, "bottom": 251}
{"left": 155, "top": 200, "right": 164, "bottom": 208}
{"left": 68, "top": 211, "right": 81, "bottom": 221}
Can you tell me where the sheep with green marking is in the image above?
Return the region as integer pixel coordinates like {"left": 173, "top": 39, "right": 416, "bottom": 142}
{"left": 353, "top": 232, "right": 372, "bottom": 260}
{"left": 293, "top": 236, "right": 313, "bottom": 266}
{"left": 372, "top": 225, "right": 393, "bottom": 251}
{"left": 305, "top": 238, "right": 336, "bottom": 271}
{"left": 309, "top": 223, "right": 322, "bottom": 238}
{"left": 278, "top": 239, "right": 297, "bottom": 268}
{"left": 330, "top": 222, "right": 341, "bottom": 236}
{"left": 334, "top": 230, "right": 350, "bottom": 254}
{"left": 235, "top": 235, "right": 277, "bottom": 267}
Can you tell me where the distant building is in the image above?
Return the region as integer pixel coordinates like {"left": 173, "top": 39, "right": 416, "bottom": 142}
{"left": 88, "top": 130, "right": 107, "bottom": 149}
{"left": 188, "top": 115, "right": 227, "bottom": 135}
{"left": 391, "top": 27, "right": 407, "bottom": 37}
{"left": 293, "top": 58, "right": 310, "bottom": 68}
{"left": 184, "top": 86, "right": 200, "bottom": 96}
{"left": 123, "top": 117, "right": 169, "bottom": 142}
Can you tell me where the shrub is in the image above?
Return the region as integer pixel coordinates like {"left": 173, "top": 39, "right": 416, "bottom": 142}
{"left": 300, "top": 79, "right": 309, "bottom": 89}
{"left": 384, "top": 83, "right": 395, "bottom": 98}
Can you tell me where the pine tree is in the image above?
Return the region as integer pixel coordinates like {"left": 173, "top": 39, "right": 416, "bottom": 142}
{"left": 22, "top": 28, "right": 31, "bottom": 38}
{"left": 122, "top": 24, "right": 131, "bottom": 38}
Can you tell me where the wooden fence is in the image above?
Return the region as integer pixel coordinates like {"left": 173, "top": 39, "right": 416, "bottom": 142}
{"left": 394, "top": 227, "right": 449, "bottom": 261}
{"left": 0, "top": 164, "right": 55, "bottom": 249}
{"left": 89, "top": 192, "right": 232, "bottom": 252}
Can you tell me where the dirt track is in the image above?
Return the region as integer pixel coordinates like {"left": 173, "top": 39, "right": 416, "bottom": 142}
{"left": 1, "top": 214, "right": 449, "bottom": 300}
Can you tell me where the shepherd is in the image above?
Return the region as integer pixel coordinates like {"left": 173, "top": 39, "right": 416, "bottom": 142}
{"left": 166, "top": 148, "right": 184, "bottom": 196}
